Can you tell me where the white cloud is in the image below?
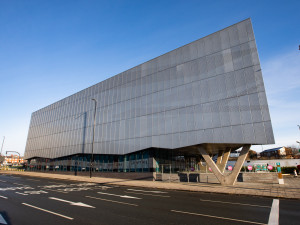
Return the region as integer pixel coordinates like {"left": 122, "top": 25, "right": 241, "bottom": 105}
{"left": 262, "top": 50, "right": 300, "bottom": 95}
{"left": 258, "top": 49, "right": 300, "bottom": 151}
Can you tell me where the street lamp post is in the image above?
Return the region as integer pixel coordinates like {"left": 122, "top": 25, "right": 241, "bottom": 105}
{"left": 90, "top": 98, "right": 97, "bottom": 178}
{"left": 0, "top": 136, "right": 5, "bottom": 155}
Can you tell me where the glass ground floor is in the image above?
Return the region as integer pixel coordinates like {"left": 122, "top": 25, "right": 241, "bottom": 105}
{"left": 26, "top": 148, "right": 210, "bottom": 173}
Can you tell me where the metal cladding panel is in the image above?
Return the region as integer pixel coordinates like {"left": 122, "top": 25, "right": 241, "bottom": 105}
{"left": 24, "top": 18, "right": 274, "bottom": 159}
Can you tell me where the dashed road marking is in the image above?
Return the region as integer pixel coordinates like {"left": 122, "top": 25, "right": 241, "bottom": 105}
{"left": 86, "top": 195, "right": 138, "bottom": 207}
{"left": 24, "top": 190, "right": 48, "bottom": 195}
{"left": 199, "top": 199, "right": 271, "bottom": 208}
{"left": 171, "top": 210, "right": 267, "bottom": 225}
{"left": 127, "top": 188, "right": 167, "bottom": 194}
{"left": 0, "top": 180, "right": 6, "bottom": 183}
{"left": 26, "top": 179, "right": 40, "bottom": 181}
{"left": 0, "top": 195, "right": 8, "bottom": 199}
{"left": 0, "top": 186, "right": 34, "bottom": 191}
{"left": 16, "top": 192, "right": 29, "bottom": 196}
{"left": 125, "top": 191, "right": 170, "bottom": 198}
{"left": 94, "top": 186, "right": 114, "bottom": 190}
{"left": 22, "top": 203, "right": 73, "bottom": 220}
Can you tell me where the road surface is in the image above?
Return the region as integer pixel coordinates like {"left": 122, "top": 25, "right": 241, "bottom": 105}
{"left": 0, "top": 174, "right": 299, "bottom": 225}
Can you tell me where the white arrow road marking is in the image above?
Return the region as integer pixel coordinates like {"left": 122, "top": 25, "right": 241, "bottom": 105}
{"left": 127, "top": 188, "right": 167, "bottom": 194}
{"left": 0, "top": 214, "right": 8, "bottom": 225}
{"left": 22, "top": 203, "right": 73, "bottom": 220}
{"left": 0, "top": 195, "right": 8, "bottom": 199}
{"left": 268, "top": 199, "right": 279, "bottom": 225}
{"left": 49, "top": 197, "right": 95, "bottom": 208}
{"left": 97, "top": 192, "right": 141, "bottom": 199}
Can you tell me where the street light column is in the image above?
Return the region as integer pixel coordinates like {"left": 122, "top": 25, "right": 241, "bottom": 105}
{"left": 90, "top": 98, "right": 97, "bottom": 178}
{"left": 0, "top": 136, "right": 5, "bottom": 155}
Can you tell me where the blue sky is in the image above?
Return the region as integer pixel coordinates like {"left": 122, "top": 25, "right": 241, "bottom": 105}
{"left": 1, "top": 0, "right": 299, "bottom": 156}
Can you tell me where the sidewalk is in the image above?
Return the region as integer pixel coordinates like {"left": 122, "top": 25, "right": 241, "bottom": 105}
{"left": 1, "top": 170, "right": 300, "bottom": 200}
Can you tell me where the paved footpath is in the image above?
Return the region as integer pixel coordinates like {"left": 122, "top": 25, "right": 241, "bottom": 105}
{"left": 1, "top": 171, "right": 300, "bottom": 200}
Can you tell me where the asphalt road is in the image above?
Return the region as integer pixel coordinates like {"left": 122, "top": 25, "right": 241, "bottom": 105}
{"left": 0, "top": 174, "right": 299, "bottom": 225}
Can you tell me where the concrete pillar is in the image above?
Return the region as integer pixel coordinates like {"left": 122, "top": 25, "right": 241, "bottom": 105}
{"left": 216, "top": 150, "right": 223, "bottom": 165}
{"left": 219, "top": 148, "right": 231, "bottom": 173}
{"left": 198, "top": 145, "right": 251, "bottom": 185}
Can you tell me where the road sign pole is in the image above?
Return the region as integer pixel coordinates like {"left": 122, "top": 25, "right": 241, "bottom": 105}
{"left": 276, "top": 162, "right": 284, "bottom": 184}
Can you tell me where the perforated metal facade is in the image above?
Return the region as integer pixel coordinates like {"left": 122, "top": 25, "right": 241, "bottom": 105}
{"left": 24, "top": 19, "right": 274, "bottom": 160}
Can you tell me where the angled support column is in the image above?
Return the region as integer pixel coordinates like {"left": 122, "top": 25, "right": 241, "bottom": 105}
{"left": 216, "top": 150, "right": 223, "bottom": 165}
{"left": 198, "top": 145, "right": 251, "bottom": 185}
{"left": 218, "top": 148, "right": 231, "bottom": 173}
{"left": 216, "top": 150, "right": 224, "bottom": 172}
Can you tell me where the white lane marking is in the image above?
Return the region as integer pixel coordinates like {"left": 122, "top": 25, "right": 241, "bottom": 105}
{"left": 16, "top": 192, "right": 29, "bottom": 196}
{"left": 38, "top": 184, "right": 68, "bottom": 188}
{"left": 199, "top": 199, "right": 271, "bottom": 208}
{"left": 49, "top": 197, "right": 95, "bottom": 208}
{"left": 268, "top": 199, "right": 279, "bottom": 225}
{"left": 13, "top": 183, "right": 24, "bottom": 185}
{"left": 24, "top": 190, "right": 48, "bottom": 195}
{"left": 44, "top": 189, "right": 69, "bottom": 194}
{"left": 26, "top": 179, "right": 40, "bottom": 181}
{"left": 125, "top": 191, "right": 170, "bottom": 198}
{"left": 0, "top": 186, "right": 34, "bottom": 191}
{"left": 0, "top": 214, "right": 8, "bottom": 224}
{"left": 57, "top": 187, "right": 92, "bottom": 192}
{"left": 127, "top": 188, "right": 167, "bottom": 194}
{"left": 22, "top": 203, "right": 73, "bottom": 220}
{"left": 0, "top": 180, "right": 6, "bottom": 183}
{"left": 97, "top": 191, "right": 141, "bottom": 199}
{"left": 171, "top": 210, "right": 267, "bottom": 225}
{"left": 94, "top": 186, "right": 114, "bottom": 190}
{"left": 86, "top": 196, "right": 138, "bottom": 207}
{"left": 0, "top": 195, "right": 8, "bottom": 199}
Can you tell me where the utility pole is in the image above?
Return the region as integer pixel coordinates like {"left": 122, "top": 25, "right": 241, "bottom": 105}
{"left": 0, "top": 136, "right": 5, "bottom": 155}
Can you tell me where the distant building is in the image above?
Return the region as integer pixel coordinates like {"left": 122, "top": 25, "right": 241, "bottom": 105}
{"left": 3, "top": 154, "right": 24, "bottom": 166}
{"left": 260, "top": 147, "right": 292, "bottom": 158}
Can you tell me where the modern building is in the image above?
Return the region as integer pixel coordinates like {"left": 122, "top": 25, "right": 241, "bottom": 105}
{"left": 24, "top": 18, "right": 274, "bottom": 185}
